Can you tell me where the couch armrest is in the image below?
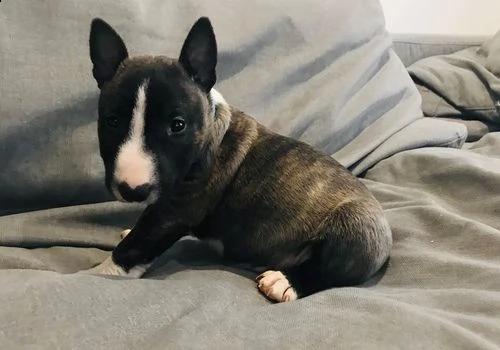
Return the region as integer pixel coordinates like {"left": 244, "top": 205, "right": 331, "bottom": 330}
{"left": 390, "top": 33, "right": 489, "bottom": 67}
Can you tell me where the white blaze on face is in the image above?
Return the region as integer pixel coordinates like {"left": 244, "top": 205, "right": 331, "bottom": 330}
{"left": 114, "top": 80, "right": 156, "bottom": 191}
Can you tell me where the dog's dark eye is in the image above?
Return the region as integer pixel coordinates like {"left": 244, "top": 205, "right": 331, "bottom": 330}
{"left": 169, "top": 117, "right": 186, "bottom": 134}
{"left": 105, "top": 115, "right": 119, "bottom": 129}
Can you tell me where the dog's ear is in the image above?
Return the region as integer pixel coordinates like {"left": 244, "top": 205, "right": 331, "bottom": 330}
{"left": 179, "top": 17, "right": 217, "bottom": 93}
{"left": 89, "top": 18, "right": 128, "bottom": 89}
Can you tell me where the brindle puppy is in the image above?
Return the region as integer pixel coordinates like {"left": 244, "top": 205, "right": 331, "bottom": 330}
{"left": 81, "top": 17, "right": 392, "bottom": 302}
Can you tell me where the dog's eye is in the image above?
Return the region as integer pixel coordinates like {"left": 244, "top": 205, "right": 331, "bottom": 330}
{"left": 169, "top": 117, "right": 186, "bottom": 134}
{"left": 105, "top": 115, "right": 119, "bottom": 129}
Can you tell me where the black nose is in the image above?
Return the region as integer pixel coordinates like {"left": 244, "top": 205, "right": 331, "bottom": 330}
{"left": 117, "top": 183, "right": 152, "bottom": 202}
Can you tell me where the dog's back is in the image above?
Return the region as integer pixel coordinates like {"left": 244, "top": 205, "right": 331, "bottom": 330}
{"left": 194, "top": 108, "right": 392, "bottom": 297}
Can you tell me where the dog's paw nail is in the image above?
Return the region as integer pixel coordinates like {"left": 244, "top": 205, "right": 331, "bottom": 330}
{"left": 256, "top": 270, "right": 298, "bottom": 303}
{"left": 255, "top": 270, "right": 272, "bottom": 281}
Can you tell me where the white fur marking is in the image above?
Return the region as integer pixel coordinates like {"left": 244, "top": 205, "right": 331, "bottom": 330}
{"left": 209, "top": 88, "right": 228, "bottom": 117}
{"left": 210, "top": 88, "right": 227, "bottom": 105}
{"left": 78, "top": 256, "right": 150, "bottom": 279}
{"left": 256, "top": 270, "right": 298, "bottom": 302}
{"left": 114, "top": 80, "right": 156, "bottom": 191}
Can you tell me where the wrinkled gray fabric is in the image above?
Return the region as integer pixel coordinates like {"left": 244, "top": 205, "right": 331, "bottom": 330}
{"left": 408, "top": 31, "right": 500, "bottom": 141}
{"left": 391, "top": 33, "right": 487, "bottom": 67}
{"left": 2, "top": 133, "right": 500, "bottom": 349}
{"left": 0, "top": 0, "right": 465, "bottom": 215}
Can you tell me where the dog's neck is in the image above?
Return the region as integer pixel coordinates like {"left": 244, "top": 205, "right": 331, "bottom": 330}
{"left": 181, "top": 88, "right": 232, "bottom": 187}
{"left": 171, "top": 90, "right": 259, "bottom": 223}
{"left": 190, "top": 88, "right": 259, "bottom": 186}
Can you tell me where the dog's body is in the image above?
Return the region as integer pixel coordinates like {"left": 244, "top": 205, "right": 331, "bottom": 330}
{"left": 82, "top": 17, "right": 392, "bottom": 302}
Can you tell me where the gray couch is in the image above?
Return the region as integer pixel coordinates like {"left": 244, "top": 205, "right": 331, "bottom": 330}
{"left": 1, "top": 1, "right": 500, "bottom": 349}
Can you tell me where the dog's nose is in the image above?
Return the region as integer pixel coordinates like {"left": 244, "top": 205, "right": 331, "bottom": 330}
{"left": 117, "top": 182, "right": 152, "bottom": 202}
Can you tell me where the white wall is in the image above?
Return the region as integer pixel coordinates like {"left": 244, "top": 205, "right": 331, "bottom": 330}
{"left": 380, "top": 0, "right": 500, "bottom": 36}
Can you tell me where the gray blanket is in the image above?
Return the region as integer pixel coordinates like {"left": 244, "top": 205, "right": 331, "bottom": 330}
{"left": 2, "top": 134, "right": 500, "bottom": 349}
{"left": 1, "top": 1, "right": 499, "bottom": 349}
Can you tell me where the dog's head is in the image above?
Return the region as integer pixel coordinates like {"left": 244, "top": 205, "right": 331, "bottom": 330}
{"left": 89, "top": 17, "right": 223, "bottom": 204}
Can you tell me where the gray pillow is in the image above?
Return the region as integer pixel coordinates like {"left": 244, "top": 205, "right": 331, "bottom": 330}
{"left": 408, "top": 31, "right": 500, "bottom": 141}
{"left": 0, "top": 0, "right": 463, "bottom": 215}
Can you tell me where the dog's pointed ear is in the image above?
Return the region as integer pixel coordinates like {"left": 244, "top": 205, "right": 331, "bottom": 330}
{"left": 179, "top": 17, "right": 217, "bottom": 93}
{"left": 89, "top": 18, "right": 128, "bottom": 89}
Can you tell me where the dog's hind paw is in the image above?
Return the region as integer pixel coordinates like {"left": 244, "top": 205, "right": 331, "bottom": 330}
{"left": 256, "top": 270, "right": 298, "bottom": 302}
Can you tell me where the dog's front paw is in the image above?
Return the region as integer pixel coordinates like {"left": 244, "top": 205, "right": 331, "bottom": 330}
{"left": 256, "top": 270, "right": 298, "bottom": 302}
{"left": 120, "top": 228, "right": 131, "bottom": 240}
{"left": 78, "top": 256, "right": 128, "bottom": 276}
{"left": 78, "top": 256, "right": 149, "bottom": 278}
